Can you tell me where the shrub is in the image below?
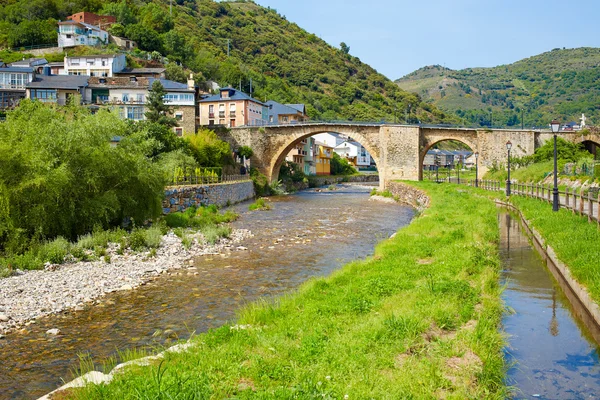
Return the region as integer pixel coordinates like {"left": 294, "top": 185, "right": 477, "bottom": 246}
{"left": 249, "top": 198, "right": 271, "bottom": 211}
{"left": 38, "top": 237, "right": 70, "bottom": 264}
{"left": 144, "top": 226, "right": 163, "bottom": 248}
{"left": 128, "top": 228, "right": 147, "bottom": 251}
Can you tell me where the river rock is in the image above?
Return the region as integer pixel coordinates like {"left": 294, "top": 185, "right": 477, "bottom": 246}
{"left": 119, "top": 284, "right": 133, "bottom": 291}
{"left": 0, "top": 314, "right": 9, "bottom": 322}
{"left": 46, "top": 328, "right": 60, "bottom": 335}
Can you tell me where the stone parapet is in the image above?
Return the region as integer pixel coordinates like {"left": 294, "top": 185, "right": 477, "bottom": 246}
{"left": 163, "top": 181, "right": 255, "bottom": 214}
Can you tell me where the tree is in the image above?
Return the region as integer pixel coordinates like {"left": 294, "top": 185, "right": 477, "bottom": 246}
{"left": 165, "top": 62, "right": 187, "bottom": 83}
{"left": 124, "top": 23, "right": 163, "bottom": 52}
{"left": 145, "top": 81, "right": 177, "bottom": 127}
{"left": 340, "top": 42, "right": 350, "bottom": 55}
{"left": 331, "top": 153, "right": 357, "bottom": 175}
{"left": 186, "top": 129, "right": 232, "bottom": 167}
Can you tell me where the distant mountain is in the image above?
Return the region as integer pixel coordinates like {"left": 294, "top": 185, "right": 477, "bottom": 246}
{"left": 395, "top": 48, "right": 600, "bottom": 128}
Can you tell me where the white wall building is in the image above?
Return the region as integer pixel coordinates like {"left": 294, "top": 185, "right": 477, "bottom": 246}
{"left": 334, "top": 141, "right": 372, "bottom": 168}
{"left": 58, "top": 21, "right": 109, "bottom": 48}
{"left": 311, "top": 132, "right": 346, "bottom": 148}
{"left": 63, "top": 54, "right": 126, "bottom": 78}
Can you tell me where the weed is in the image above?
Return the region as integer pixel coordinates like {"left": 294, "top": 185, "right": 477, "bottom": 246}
{"left": 128, "top": 228, "right": 146, "bottom": 251}
{"left": 38, "top": 237, "right": 70, "bottom": 264}
{"left": 249, "top": 198, "right": 272, "bottom": 211}
{"left": 144, "top": 226, "right": 163, "bottom": 249}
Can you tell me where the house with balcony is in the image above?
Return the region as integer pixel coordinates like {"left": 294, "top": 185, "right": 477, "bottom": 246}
{"left": 0, "top": 65, "right": 36, "bottom": 109}
{"left": 63, "top": 54, "right": 126, "bottom": 77}
{"left": 334, "top": 141, "right": 372, "bottom": 169}
{"left": 58, "top": 20, "right": 109, "bottom": 49}
{"left": 85, "top": 75, "right": 197, "bottom": 135}
{"left": 265, "top": 100, "right": 308, "bottom": 124}
{"left": 198, "top": 87, "right": 268, "bottom": 128}
{"left": 315, "top": 141, "right": 334, "bottom": 175}
{"left": 25, "top": 73, "right": 90, "bottom": 105}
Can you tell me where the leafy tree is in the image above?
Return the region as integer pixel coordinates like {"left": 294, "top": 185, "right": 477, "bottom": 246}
{"left": 533, "top": 137, "right": 591, "bottom": 163}
{"left": 331, "top": 153, "right": 357, "bottom": 175}
{"left": 0, "top": 100, "right": 164, "bottom": 250}
{"left": 145, "top": 80, "right": 177, "bottom": 127}
{"left": 108, "top": 23, "right": 126, "bottom": 38}
{"left": 125, "top": 23, "right": 162, "bottom": 52}
{"left": 165, "top": 62, "right": 188, "bottom": 83}
{"left": 340, "top": 42, "right": 350, "bottom": 55}
{"left": 238, "top": 146, "right": 254, "bottom": 159}
{"left": 186, "top": 129, "right": 232, "bottom": 167}
{"left": 101, "top": 0, "right": 137, "bottom": 25}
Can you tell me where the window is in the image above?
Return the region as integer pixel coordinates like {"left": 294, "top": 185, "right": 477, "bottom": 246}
{"left": 219, "top": 104, "right": 225, "bottom": 118}
{"left": 174, "top": 127, "right": 183, "bottom": 137}
{"left": 230, "top": 103, "right": 236, "bottom": 117}
{"left": 136, "top": 94, "right": 144, "bottom": 103}
{"left": 68, "top": 69, "right": 87, "bottom": 76}
{"left": 219, "top": 119, "right": 225, "bottom": 125}
{"left": 209, "top": 120, "right": 215, "bottom": 126}
{"left": 208, "top": 104, "right": 214, "bottom": 118}
{"left": 122, "top": 93, "right": 129, "bottom": 102}
{"left": 31, "top": 89, "right": 57, "bottom": 102}
{"left": 230, "top": 119, "right": 236, "bottom": 127}
{"left": 71, "top": 58, "right": 80, "bottom": 66}
{"left": 127, "top": 106, "right": 144, "bottom": 120}
{"left": 175, "top": 112, "right": 183, "bottom": 121}
{"left": 118, "top": 107, "right": 125, "bottom": 118}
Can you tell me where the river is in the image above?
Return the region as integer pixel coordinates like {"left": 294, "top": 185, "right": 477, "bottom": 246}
{"left": 0, "top": 184, "right": 414, "bottom": 399}
{"left": 499, "top": 211, "right": 600, "bottom": 398}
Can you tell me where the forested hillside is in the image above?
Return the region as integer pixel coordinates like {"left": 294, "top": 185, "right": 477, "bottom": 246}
{"left": 0, "top": 0, "right": 458, "bottom": 123}
{"left": 396, "top": 48, "right": 600, "bottom": 128}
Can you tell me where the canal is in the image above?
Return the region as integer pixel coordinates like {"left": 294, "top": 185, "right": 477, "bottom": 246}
{"left": 0, "top": 184, "right": 415, "bottom": 399}
{"left": 499, "top": 211, "right": 600, "bottom": 398}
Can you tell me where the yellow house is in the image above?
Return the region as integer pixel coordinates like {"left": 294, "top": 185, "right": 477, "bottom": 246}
{"left": 315, "top": 141, "right": 333, "bottom": 175}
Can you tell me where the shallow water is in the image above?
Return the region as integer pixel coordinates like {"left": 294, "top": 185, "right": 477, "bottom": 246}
{"left": 500, "top": 212, "right": 600, "bottom": 399}
{"left": 0, "top": 184, "right": 414, "bottom": 399}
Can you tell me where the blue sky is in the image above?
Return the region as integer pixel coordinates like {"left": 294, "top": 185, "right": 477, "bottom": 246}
{"left": 254, "top": 0, "right": 600, "bottom": 80}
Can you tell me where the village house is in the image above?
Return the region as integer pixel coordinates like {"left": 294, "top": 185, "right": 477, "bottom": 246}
{"left": 66, "top": 12, "right": 116, "bottom": 27}
{"left": 285, "top": 136, "right": 316, "bottom": 175}
{"left": 315, "top": 141, "right": 333, "bottom": 175}
{"left": 58, "top": 20, "right": 110, "bottom": 49}
{"left": 265, "top": 100, "right": 308, "bottom": 124}
{"left": 0, "top": 64, "right": 36, "bottom": 109}
{"left": 63, "top": 54, "right": 126, "bottom": 78}
{"left": 198, "top": 87, "right": 268, "bottom": 128}
{"left": 85, "top": 75, "right": 197, "bottom": 135}
{"left": 334, "top": 140, "right": 371, "bottom": 169}
{"left": 25, "top": 70, "right": 90, "bottom": 106}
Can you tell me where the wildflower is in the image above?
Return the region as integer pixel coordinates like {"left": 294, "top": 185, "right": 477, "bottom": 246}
{"left": 325, "top": 375, "right": 331, "bottom": 380}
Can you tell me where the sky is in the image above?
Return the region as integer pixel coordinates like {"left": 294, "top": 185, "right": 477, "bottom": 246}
{"left": 253, "top": 0, "right": 600, "bottom": 80}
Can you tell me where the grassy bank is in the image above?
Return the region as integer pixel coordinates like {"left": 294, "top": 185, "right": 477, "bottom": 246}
{"left": 70, "top": 183, "right": 507, "bottom": 399}
{"left": 0, "top": 206, "right": 237, "bottom": 278}
{"left": 508, "top": 196, "right": 600, "bottom": 303}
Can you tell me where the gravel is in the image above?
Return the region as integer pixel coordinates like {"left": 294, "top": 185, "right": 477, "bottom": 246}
{"left": 0, "top": 229, "right": 252, "bottom": 335}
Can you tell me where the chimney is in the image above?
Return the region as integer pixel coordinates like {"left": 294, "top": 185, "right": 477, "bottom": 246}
{"left": 187, "top": 73, "right": 195, "bottom": 90}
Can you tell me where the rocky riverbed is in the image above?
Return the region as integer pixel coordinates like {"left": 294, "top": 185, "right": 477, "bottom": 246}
{"left": 0, "top": 229, "right": 252, "bottom": 336}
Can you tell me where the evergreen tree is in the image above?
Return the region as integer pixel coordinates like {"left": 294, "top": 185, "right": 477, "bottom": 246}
{"left": 145, "top": 80, "right": 177, "bottom": 127}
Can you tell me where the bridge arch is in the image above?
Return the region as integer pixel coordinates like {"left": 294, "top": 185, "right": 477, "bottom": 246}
{"left": 262, "top": 125, "right": 382, "bottom": 183}
{"left": 419, "top": 130, "right": 478, "bottom": 180}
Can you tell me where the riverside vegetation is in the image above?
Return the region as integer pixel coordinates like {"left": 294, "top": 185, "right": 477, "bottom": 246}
{"left": 69, "top": 183, "right": 507, "bottom": 399}
{"left": 0, "top": 98, "right": 237, "bottom": 278}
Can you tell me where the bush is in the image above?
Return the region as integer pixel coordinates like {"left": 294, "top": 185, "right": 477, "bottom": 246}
{"left": 144, "top": 226, "right": 163, "bottom": 248}
{"left": 38, "top": 237, "right": 70, "bottom": 264}
{"left": 331, "top": 153, "right": 357, "bottom": 175}
{"left": 128, "top": 228, "right": 147, "bottom": 251}
{"left": 249, "top": 198, "right": 271, "bottom": 211}
{"left": 250, "top": 167, "right": 272, "bottom": 197}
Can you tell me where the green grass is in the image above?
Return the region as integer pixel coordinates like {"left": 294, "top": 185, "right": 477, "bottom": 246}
{"left": 484, "top": 161, "right": 555, "bottom": 182}
{"left": 249, "top": 198, "right": 272, "bottom": 211}
{"left": 509, "top": 196, "right": 600, "bottom": 304}
{"left": 70, "top": 183, "right": 507, "bottom": 399}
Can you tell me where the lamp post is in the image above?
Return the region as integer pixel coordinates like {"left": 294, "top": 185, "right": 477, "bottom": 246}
{"left": 474, "top": 152, "right": 479, "bottom": 187}
{"left": 435, "top": 154, "right": 440, "bottom": 183}
{"left": 506, "top": 141, "right": 512, "bottom": 196}
{"left": 457, "top": 159, "right": 460, "bottom": 184}
{"left": 551, "top": 120, "right": 561, "bottom": 211}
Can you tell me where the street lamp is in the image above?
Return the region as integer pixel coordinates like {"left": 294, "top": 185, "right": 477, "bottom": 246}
{"left": 551, "top": 119, "right": 561, "bottom": 211}
{"left": 435, "top": 154, "right": 440, "bottom": 183}
{"left": 457, "top": 159, "right": 460, "bottom": 184}
{"left": 474, "top": 152, "right": 479, "bottom": 187}
{"left": 506, "top": 141, "right": 512, "bottom": 196}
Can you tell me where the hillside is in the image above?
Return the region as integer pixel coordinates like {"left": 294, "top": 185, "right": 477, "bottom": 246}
{"left": 0, "top": 0, "right": 458, "bottom": 124}
{"left": 396, "top": 48, "right": 600, "bottom": 128}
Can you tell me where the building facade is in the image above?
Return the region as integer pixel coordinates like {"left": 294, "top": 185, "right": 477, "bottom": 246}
{"left": 315, "top": 141, "right": 333, "bottom": 175}
{"left": 0, "top": 66, "right": 35, "bottom": 109}
{"left": 265, "top": 100, "right": 308, "bottom": 124}
{"left": 63, "top": 54, "right": 126, "bottom": 77}
{"left": 334, "top": 141, "right": 372, "bottom": 169}
{"left": 66, "top": 12, "right": 116, "bottom": 27}
{"left": 58, "top": 21, "right": 110, "bottom": 48}
{"left": 198, "top": 88, "right": 268, "bottom": 128}
{"left": 26, "top": 73, "right": 90, "bottom": 105}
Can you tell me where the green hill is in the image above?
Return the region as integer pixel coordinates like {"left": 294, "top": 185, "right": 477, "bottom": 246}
{"left": 0, "top": 0, "right": 458, "bottom": 124}
{"left": 395, "top": 48, "right": 600, "bottom": 128}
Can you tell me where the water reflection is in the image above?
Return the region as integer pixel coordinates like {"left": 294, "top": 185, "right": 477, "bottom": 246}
{"left": 500, "top": 211, "right": 600, "bottom": 399}
{"left": 0, "top": 184, "right": 414, "bottom": 399}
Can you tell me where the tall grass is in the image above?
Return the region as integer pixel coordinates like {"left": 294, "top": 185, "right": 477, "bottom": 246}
{"left": 71, "top": 183, "right": 508, "bottom": 399}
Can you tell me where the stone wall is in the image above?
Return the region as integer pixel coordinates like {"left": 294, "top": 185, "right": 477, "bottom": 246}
{"left": 163, "top": 181, "right": 255, "bottom": 214}
{"left": 386, "top": 181, "right": 430, "bottom": 212}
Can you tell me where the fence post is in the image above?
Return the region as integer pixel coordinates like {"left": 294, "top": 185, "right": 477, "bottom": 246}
{"left": 579, "top": 188, "right": 584, "bottom": 215}
{"left": 565, "top": 188, "right": 570, "bottom": 209}
{"left": 547, "top": 185, "right": 551, "bottom": 203}
{"left": 597, "top": 192, "right": 600, "bottom": 227}
{"left": 588, "top": 191, "right": 593, "bottom": 222}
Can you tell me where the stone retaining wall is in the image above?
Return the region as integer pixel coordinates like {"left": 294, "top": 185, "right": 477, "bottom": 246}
{"left": 386, "top": 181, "right": 430, "bottom": 212}
{"left": 163, "top": 181, "right": 255, "bottom": 214}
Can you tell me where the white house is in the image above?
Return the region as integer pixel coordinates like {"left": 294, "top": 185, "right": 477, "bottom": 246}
{"left": 334, "top": 141, "right": 372, "bottom": 168}
{"left": 63, "top": 54, "right": 126, "bottom": 78}
{"left": 58, "top": 20, "right": 109, "bottom": 48}
{"left": 311, "top": 132, "right": 346, "bottom": 148}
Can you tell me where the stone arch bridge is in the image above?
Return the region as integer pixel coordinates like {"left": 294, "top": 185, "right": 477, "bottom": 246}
{"left": 218, "top": 123, "right": 600, "bottom": 189}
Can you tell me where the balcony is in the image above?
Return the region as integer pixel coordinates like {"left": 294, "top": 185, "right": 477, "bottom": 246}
{"left": 229, "top": 111, "right": 236, "bottom": 117}
{"left": 209, "top": 113, "right": 215, "bottom": 118}
{"left": 219, "top": 112, "right": 226, "bottom": 118}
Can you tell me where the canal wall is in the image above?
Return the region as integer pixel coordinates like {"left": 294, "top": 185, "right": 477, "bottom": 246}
{"left": 386, "top": 181, "right": 430, "bottom": 212}
{"left": 163, "top": 181, "right": 255, "bottom": 214}
{"left": 497, "top": 200, "right": 600, "bottom": 334}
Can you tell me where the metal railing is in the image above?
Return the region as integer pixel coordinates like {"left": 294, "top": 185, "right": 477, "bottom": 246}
{"left": 170, "top": 173, "right": 250, "bottom": 186}
{"left": 450, "top": 178, "right": 600, "bottom": 225}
